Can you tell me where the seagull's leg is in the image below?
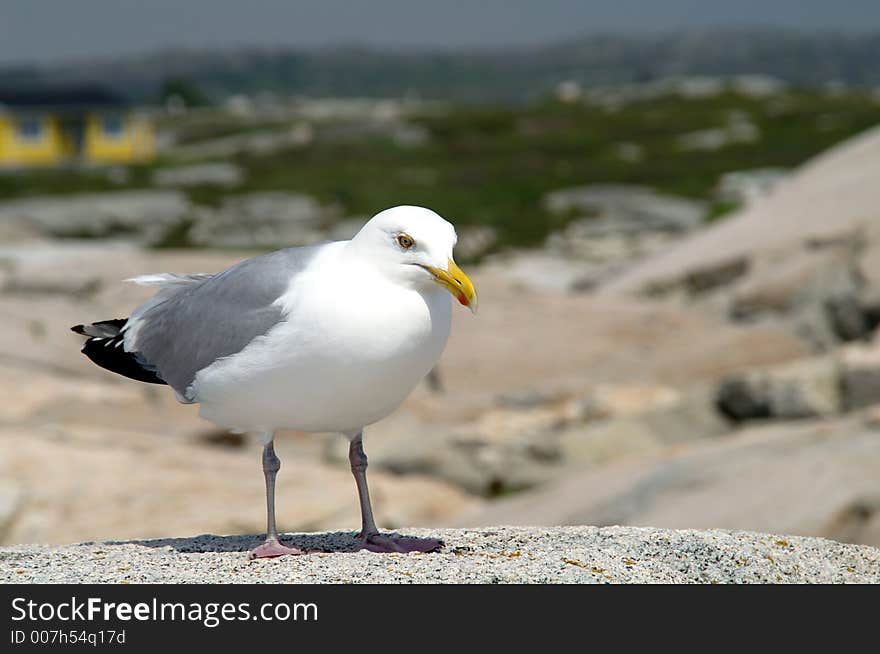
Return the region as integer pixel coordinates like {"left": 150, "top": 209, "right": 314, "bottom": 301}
{"left": 249, "top": 434, "right": 307, "bottom": 559}
{"left": 349, "top": 432, "right": 379, "bottom": 537}
{"left": 348, "top": 430, "right": 443, "bottom": 554}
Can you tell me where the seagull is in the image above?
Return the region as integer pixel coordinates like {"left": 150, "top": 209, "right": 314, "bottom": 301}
{"left": 71, "top": 205, "right": 477, "bottom": 558}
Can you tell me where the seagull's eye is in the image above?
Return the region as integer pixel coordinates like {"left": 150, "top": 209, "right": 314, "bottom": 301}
{"left": 397, "top": 233, "right": 415, "bottom": 250}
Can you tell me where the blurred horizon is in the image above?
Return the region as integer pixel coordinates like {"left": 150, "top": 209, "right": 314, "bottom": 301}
{"left": 2, "top": 0, "right": 880, "bottom": 66}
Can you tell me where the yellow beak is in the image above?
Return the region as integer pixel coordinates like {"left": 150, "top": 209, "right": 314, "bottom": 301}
{"left": 425, "top": 259, "right": 478, "bottom": 313}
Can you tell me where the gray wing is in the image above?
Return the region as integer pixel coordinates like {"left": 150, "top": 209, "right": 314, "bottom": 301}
{"left": 125, "top": 245, "right": 324, "bottom": 401}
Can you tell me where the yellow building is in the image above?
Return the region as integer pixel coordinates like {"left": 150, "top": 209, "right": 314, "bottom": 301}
{"left": 0, "top": 84, "right": 155, "bottom": 168}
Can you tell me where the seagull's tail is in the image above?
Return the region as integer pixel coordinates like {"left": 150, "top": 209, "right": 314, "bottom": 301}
{"left": 72, "top": 271, "right": 211, "bottom": 385}
{"left": 71, "top": 318, "right": 166, "bottom": 385}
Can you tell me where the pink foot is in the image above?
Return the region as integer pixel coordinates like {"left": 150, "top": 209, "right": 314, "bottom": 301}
{"left": 359, "top": 533, "right": 444, "bottom": 554}
{"left": 249, "top": 538, "right": 308, "bottom": 559}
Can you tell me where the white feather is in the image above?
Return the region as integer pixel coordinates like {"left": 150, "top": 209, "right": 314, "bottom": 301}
{"left": 125, "top": 273, "right": 212, "bottom": 288}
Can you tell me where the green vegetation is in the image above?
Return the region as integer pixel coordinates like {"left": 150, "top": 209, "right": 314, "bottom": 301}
{"left": 706, "top": 201, "right": 742, "bottom": 224}
{"left": 1, "top": 87, "right": 878, "bottom": 256}
{"left": 158, "top": 77, "right": 209, "bottom": 108}
{"left": 228, "top": 88, "right": 880, "bottom": 251}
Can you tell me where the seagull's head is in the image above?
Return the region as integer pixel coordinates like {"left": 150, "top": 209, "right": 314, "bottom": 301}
{"left": 349, "top": 205, "right": 478, "bottom": 313}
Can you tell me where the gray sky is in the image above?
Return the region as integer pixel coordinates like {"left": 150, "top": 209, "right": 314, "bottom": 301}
{"left": 2, "top": 0, "right": 880, "bottom": 65}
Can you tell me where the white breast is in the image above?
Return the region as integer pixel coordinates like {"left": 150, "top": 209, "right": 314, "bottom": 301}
{"left": 191, "top": 251, "right": 452, "bottom": 434}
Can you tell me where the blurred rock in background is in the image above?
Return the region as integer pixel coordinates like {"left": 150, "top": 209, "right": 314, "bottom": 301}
{"left": 4, "top": 28, "right": 880, "bottom": 548}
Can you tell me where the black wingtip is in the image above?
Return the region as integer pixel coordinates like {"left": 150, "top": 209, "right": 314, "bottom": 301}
{"left": 75, "top": 317, "right": 167, "bottom": 386}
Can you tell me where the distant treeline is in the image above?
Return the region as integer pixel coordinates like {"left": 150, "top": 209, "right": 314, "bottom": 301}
{"left": 3, "top": 27, "right": 880, "bottom": 103}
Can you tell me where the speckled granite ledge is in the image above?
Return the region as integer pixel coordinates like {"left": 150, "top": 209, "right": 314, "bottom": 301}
{"left": 2, "top": 526, "right": 878, "bottom": 584}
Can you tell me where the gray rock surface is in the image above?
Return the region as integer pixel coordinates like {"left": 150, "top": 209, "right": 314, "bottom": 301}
{"left": 716, "top": 168, "right": 787, "bottom": 205}
{"left": 716, "top": 355, "right": 843, "bottom": 421}
{"left": 841, "top": 342, "right": 880, "bottom": 410}
{"left": 457, "top": 415, "right": 880, "bottom": 547}
{"left": 543, "top": 185, "right": 706, "bottom": 278}
{"left": 0, "top": 191, "right": 191, "bottom": 245}
{"left": 558, "top": 390, "right": 730, "bottom": 467}
{"left": 167, "top": 124, "right": 314, "bottom": 161}
{"left": 188, "top": 192, "right": 334, "bottom": 248}
{"left": 152, "top": 163, "right": 245, "bottom": 188}
{"left": 544, "top": 184, "right": 706, "bottom": 235}
{"left": 325, "top": 384, "right": 728, "bottom": 497}
{"left": 676, "top": 113, "right": 760, "bottom": 151}
{"left": 0, "top": 481, "right": 22, "bottom": 543}
{"left": 726, "top": 245, "right": 868, "bottom": 349}
{"left": 2, "top": 526, "right": 876, "bottom": 584}
{"left": 730, "top": 247, "right": 857, "bottom": 315}
{"left": 602, "top": 124, "right": 880, "bottom": 295}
